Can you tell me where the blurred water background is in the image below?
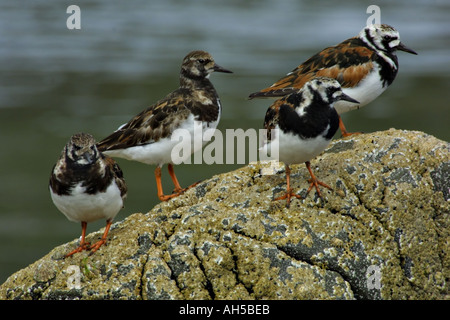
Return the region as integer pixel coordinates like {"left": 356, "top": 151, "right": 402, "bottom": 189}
{"left": 1, "top": 0, "right": 449, "bottom": 284}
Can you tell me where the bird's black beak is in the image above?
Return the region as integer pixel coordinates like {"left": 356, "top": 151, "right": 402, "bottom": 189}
{"left": 397, "top": 42, "right": 418, "bottom": 55}
{"left": 213, "top": 64, "right": 233, "bottom": 73}
{"left": 339, "top": 93, "right": 360, "bottom": 104}
{"left": 82, "top": 151, "right": 95, "bottom": 164}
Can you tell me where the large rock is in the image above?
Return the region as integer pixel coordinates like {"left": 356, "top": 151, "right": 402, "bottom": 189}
{"left": 1, "top": 129, "right": 448, "bottom": 300}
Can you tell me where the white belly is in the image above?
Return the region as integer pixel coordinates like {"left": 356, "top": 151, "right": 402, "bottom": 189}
{"left": 334, "top": 66, "right": 386, "bottom": 114}
{"left": 104, "top": 114, "right": 219, "bottom": 166}
{"left": 50, "top": 182, "right": 123, "bottom": 223}
{"left": 260, "top": 127, "right": 331, "bottom": 165}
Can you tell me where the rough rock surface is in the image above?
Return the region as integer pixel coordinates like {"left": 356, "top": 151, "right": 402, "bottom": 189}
{"left": 1, "top": 129, "right": 449, "bottom": 300}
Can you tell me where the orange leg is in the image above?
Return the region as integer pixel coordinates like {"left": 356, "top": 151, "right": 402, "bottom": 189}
{"left": 274, "top": 164, "right": 301, "bottom": 207}
{"left": 168, "top": 163, "right": 184, "bottom": 193}
{"left": 89, "top": 219, "right": 113, "bottom": 254}
{"left": 305, "top": 161, "right": 333, "bottom": 198}
{"left": 65, "top": 221, "right": 90, "bottom": 258}
{"left": 168, "top": 163, "right": 201, "bottom": 192}
{"left": 339, "top": 116, "right": 361, "bottom": 137}
{"left": 155, "top": 166, "right": 184, "bottom": 201}
{"left": 155, "top": 165, "right": 201, "bottom": 202}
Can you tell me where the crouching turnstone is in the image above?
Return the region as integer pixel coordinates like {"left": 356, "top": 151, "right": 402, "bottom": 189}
{"left": 49, "top": 133, "right": 127, "bottom": 257}
{"left": 97, "top": 50, "right": 232, "bottom": 202}
{"left": 250, "top": 24, "right": 417, "bottom": 136}
{"left": 261, "top": 77, "right": 359, "bottom": 207}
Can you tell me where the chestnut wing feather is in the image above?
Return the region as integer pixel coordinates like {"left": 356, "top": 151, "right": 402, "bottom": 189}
{"left": 250, "top": 38, "right": 375, "bottom": 98}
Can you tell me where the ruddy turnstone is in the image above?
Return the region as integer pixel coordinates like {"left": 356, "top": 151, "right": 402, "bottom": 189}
{"left": 249, "top": 24, "right": 417, "bottom": 136}
{"left": 49, "top": 133, "right": 127, "bottom": 257}
{"left": 261, "top": 77, "right": 359, "bottom": 207}
{"left": 97, "top": 50, "right": 232, "bottom": 201}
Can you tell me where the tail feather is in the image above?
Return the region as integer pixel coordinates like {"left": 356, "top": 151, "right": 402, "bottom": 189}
{"left": 248, "top": 87, "right": 299, "bottom": 100}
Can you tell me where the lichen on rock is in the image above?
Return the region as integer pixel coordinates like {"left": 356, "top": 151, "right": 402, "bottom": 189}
{"left": 1, "top": 129, "right": 448, "bottom": 300}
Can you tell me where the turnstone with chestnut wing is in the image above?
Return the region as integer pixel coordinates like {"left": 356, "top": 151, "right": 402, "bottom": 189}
{"left": 250, "top": 24, "right": 417, "bottom": 137}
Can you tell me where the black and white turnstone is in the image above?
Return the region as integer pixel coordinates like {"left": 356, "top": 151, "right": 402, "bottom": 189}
{"left": 261, "top": 77, "right": 359, "bottom": 207}
{"left": 97, "top": 50, "right": 232, "bottom": 201}
{"left": 49, "top": 133, "right": 127, "bottom": 257}
{"left": 250, "top": 24, "right": 417, "bottom": 136}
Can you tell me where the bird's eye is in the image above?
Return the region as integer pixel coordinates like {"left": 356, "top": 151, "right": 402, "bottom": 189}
{"left": 198, "top": 59, "right": 205, "bottom": 64}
